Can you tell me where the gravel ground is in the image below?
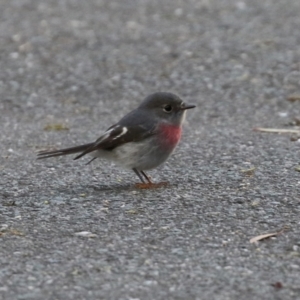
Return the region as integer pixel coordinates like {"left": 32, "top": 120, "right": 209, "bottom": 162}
{"left": 1, "top": 0, "right": 300, "bottom": 299}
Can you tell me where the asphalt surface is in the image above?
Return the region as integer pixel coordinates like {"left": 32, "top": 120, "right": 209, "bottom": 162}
{"left": 1, "top": 0, "right": 300, "bottom": 299}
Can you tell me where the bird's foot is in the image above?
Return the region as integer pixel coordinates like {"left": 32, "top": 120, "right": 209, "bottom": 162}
{"left": 134, "top": 181, "right": 169, "bottom": 189}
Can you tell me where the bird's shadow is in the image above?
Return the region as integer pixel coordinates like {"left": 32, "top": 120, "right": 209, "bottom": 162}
{"left": 52, "top": 181, "right": 175, "bottom": 197}
{"left": 88, "top": 181, "right": 174, "bottom": 192}
{"left": 51, "top": 183, "right": 133, "bottom": 196}
{"left": 88, "top": 183, "right": 134, "bottom": 192}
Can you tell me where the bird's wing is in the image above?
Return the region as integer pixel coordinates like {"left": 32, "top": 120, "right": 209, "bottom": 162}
{"left": 38, "top": 109, "right": 157, "bottom": 161}
{"left": 73, "top": 122, "right": 156, "bottom": 160}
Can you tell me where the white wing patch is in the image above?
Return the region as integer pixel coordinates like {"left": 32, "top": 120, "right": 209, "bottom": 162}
{"left": 112, "top": 127, "right": 128, "bottom": 140}
{"left": 95, "top": 127, "right": 115, "bottom": 146}
{"left": 93, "top": 126, "right": 128, "bottom": 147}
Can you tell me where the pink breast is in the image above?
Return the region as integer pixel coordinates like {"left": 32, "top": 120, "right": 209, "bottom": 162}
{"left": 158, "top": 123, "right": 182, "bottom": 149}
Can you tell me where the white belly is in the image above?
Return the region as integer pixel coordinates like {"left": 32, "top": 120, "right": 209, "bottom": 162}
{"left": 91, "top": 140, "right": 174, "bottom": 171}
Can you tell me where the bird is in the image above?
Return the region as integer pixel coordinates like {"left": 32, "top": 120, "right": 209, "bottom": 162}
{"left": 37, "top": 92, "right": 195, "bottom": 187}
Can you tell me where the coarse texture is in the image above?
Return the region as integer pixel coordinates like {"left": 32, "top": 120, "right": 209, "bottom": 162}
{"left": 1, "top": 0, "right": 300, "bottom": 299}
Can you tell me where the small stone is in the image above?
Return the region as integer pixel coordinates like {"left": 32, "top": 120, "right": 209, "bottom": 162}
{"left": 74, "top": 231, "right": 97, "bottom": 238}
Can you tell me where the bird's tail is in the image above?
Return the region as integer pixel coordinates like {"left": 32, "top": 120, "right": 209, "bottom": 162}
{"left": 37, "top": 143, "right": 95, "bottom": 160}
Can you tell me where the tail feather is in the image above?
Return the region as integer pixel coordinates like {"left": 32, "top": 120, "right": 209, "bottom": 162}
{"left": 37, "top": 143, "right": 94, "bottom": 159}
{"left": 73, "top": 145, "right": 98, "bottom": 160}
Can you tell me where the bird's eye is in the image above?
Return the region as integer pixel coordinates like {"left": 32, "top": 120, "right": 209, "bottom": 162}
{"left": 163, "top": 104, "right": 173, "bottom": 113}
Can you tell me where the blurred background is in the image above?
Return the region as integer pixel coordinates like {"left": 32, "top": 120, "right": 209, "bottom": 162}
{"left": 1, "top": 1, "right": 300, "bottom": 299}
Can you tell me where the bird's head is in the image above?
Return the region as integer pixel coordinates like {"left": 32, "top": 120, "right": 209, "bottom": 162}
{"left": 138, "top": 92, "right": 196, "bottom": 126}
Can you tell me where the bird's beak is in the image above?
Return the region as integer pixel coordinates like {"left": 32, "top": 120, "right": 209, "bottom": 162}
{"left": 181, "top": 104, "right": 196, "bottom": 110}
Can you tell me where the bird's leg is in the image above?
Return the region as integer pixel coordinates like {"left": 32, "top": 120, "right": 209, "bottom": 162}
{"left": 134, "top": 169, "right": 168, "bottom": 189}
{"left": 142, "top": 170, "right": 169, "bottom": 187}
{"left": 134, "top": 169, "right": 155, "bottom": 189}
{"left": 133, "top": 168, "right": 146, "bottom": 183}
{"left": 141, "top": 170, "right": 152, "bottom": 184}
{"left": 133, "top": 168, "right": 152, "bottom": 188}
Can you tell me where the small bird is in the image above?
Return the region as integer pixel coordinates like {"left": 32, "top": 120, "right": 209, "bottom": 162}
{"left": 38, "top": 92, "right": 195, "bottom": 186}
